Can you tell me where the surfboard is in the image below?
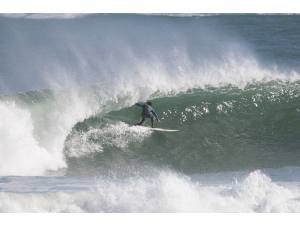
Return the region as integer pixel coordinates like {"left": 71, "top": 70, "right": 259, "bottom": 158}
{"left": 131, "top": 124, "right": 179, "bottom": 132}
{"left": 148, "top": 127, "right": 180, "bottom": 132}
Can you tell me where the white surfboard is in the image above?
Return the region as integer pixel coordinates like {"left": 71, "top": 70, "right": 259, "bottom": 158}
{"left": 148, "top": 127, "right": 180, "bottom": 132}
{"left": 131, "top": 124, "right": 179, "bottom": 132}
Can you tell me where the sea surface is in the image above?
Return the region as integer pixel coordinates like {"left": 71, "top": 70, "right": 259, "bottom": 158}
{"left": 1, "top": 14, "right": 300, "bottom": 212}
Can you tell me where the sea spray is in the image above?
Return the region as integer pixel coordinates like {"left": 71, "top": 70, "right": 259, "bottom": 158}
{"left": 0, "top": 101, "right": 60, "bottom": 175}
{"left": 1, "top": 14, "right": 300, "bottom": 213}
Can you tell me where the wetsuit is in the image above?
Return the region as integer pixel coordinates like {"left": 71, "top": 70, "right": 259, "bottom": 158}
{"left": 135, "top": 102, "right": 159, "bottom": 128}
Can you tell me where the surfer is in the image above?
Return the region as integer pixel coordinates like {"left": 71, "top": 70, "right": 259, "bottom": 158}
{"left": 135, "top": 101, "right": 159, "bottom": 128}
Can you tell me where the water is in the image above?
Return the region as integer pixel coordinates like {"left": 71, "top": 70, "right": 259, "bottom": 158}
{"left": 1, "top": 14, "right": 300, "bottom": 212}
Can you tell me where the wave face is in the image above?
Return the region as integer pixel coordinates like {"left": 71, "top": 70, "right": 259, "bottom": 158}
{"left": 1, "top": 14, "right": 300, "bottom": 212}
{"left": 65, "top": 81, "right": 300, "bottom": 174}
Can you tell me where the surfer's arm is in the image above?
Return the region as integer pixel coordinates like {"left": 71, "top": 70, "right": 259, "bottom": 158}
{"left": 151, "top": 110, "right": 159, "bottom": 121}
{"left": 135, "top": 102, "right": 146, "bottom": 107}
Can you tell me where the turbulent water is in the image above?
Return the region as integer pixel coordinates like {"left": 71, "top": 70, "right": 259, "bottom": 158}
{"left": 1, "top": 14, "right": 300, "bottom": 212}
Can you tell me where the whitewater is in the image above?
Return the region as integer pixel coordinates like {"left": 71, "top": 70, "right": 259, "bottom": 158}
{"left": 1, "top": 14, "right": 300, "bottom": 212}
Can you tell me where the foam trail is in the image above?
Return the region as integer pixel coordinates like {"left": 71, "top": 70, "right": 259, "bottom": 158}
{"left": 65, "top": 122, "right": 152, "bottom": 157}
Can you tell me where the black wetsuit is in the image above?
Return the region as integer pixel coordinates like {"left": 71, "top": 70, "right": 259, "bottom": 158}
{"left": 135, "top": 102, "right": 159, "bottom": 128}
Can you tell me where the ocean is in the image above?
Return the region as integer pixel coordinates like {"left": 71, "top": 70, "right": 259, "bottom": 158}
{"left": 1, "top": 14, "right": 300, "bottom": 212}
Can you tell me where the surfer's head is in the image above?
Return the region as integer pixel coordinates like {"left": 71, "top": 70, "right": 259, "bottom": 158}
{"left": 146, "top": 101, "right": 152, "bottom": 106}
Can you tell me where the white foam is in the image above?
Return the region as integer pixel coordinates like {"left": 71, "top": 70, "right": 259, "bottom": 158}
{"left": 65, "top": 122, "right": 153, "bottom": 157}
{"left": 0, "top": 89, "right": 99, "bottom": 175}
{"left": 0, "top": 102, "right": 63, "bottom": 175}
{"left": 0, "top": 170, "right": 300, "bottom": 212}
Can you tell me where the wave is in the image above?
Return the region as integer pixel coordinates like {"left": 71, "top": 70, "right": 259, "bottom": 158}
{"left": 1, "top": 14, "right": 300, "bottom": 176}
{"left": 1, "top": 169, "right": 300, "bottom": 212}
{"left": 0, "top": 89, "right": 99, "bottom": 175}
{"left": 63, "top": 81, "right": 300, "bottom": 175}
{"left": 1, "top": 69, "right": 300, "bottom": 176}
{"left": 1, "top": 54, "right": 300, "bottom": 177}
